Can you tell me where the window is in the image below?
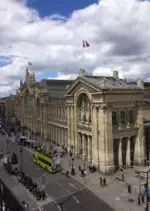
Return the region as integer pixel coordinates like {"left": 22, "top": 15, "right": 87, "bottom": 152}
{"left": 120, "top": 111, "right": 126, "bottom": 125}
{"left": 128, "top": 110, "right": 134, "bottom": 123}
{"left": 112, "top": 111, "right": 117, "bottom": 125}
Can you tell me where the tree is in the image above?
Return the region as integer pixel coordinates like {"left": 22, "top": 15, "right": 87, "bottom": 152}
{"left": 11, "top": 153, "right": 18, "bottom": 165}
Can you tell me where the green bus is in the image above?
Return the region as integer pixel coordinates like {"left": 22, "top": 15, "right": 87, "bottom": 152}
{"left": 33, "top": 152, "right": 61, "bottom": 173}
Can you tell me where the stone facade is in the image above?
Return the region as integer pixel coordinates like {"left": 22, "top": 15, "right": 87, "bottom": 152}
{"left": 5, "top": 68, "right": 150, "bottom": 174}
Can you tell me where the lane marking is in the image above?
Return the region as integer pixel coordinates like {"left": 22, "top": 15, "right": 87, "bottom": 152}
{"left": 73, "top": 195, "right": 80, "bottom": 204}
{"left": 55, "top": 203, "right": 62, "bottom": 211}
{"left": 56, "top": 181, "right": 70, "bottom": 193}
{"left": 68, "top": 182, "right": 78, "bottom": 190}
{"left": 55, "top": 181, "right": 84, "bottom": 205}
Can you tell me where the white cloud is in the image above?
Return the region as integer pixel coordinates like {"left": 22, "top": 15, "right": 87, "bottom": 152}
{"left": 48, "top": 73, "right": 78, "bottom": 80}
{"left": 0, "top": 0, "right": 150, "bottom": 96}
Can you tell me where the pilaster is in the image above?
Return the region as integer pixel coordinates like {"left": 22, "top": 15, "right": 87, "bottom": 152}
{"left": 67, "top": 105, "right": 71, "bottom": 148}
{"left": 70, "top": 105, "right": 75, "bottom": 149}
{"left": 118, "top": 139, "right": 122, "bottom": 166}
{"left": 87, "top": 136, "right": 92, "bottom": 164}
{"left": 134, "top": 104, "right": 144, "bottom": 165}
{"left": 92, "top": 105, "right": 98, "bottom": 165}
{"left": 99, "top": 104, "right": 114, "bottom": 174}
{"left": 126, "top": 137, "right": 131, "bottom": 166}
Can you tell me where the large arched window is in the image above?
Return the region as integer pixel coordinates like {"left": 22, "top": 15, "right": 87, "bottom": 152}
{"left": 112, "top": 111, "right": 117, "bottom": 125}
{"left": 128, "top": 110, "right": 134, "bottom": 123}
{"left": 120, "top": 111, "right": 126, "bottom": 125}
{"left": 77, "top": 93, "right": 91, "bottom": 122}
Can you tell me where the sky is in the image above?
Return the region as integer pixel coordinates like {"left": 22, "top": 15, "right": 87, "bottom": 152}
{"left": 0, "top": 0, "right": 150, "bottom": 97}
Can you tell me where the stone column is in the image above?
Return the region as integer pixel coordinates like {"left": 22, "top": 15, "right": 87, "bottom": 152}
{"left": 70, "top": 105, "right": 75, "bottom": 148}
{"left": 44, "top": 104, "right": 48, "bottom": 140}
{"left": 134, "top": 104, "right": 144, "bottom": 165}
{"left": 56, "top": 127, "right": 58, "bottom": 144}
{"left": 74, "top": 104, "right": 78, "bottom": 158}
{"left": 53, "top": 126, "right": 55, "bottom": 142}
{"left": 118, "top": 139, "right": 122, "bottom": 167}
{"left": 98, "top": 105, "right": 114, "bottom": 174}
{"left": 126, "top": 109, "right": 130, "bottom": 129}
{"left": 63, "top": 129, "right": 65, "bottom": 146}
{"left": 82, "top": 134, "right": 86, "bottom": 160}
{"left": 52, "top": 125, "right": 54, "bottom": 141}
{"left": 126, "top": 137, "right": 131, "bottom": 166}
{"left": 67, "top": 105, "right": 71, "bottom": 148}
{"left": 92, "top": 105, "right": 98, "bottom": 166}
{"left": 118, "top": 110, "right": 122, "bottom": 130}
{"left": 87, "top": 136, "right": 92, "bottom": 164}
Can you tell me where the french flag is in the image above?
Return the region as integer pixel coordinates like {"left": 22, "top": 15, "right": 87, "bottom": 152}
{"left": 82, "top": 40, "right": 90, "bottom": 48}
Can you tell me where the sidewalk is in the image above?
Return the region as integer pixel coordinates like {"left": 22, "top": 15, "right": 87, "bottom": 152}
{"left": 60, "top": 155, "right": 147, "bottom": 211}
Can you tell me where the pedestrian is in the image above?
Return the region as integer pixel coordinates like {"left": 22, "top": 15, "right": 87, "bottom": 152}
{"left": 81, "top": 169, "right": 84, "bottom": 177}
{"left": 122, "top": 173, "right": 124, "bottom": 181}
{"left": 138, "top": 194, "right": 141, "bottom": 205}
{"left": 128, "top": 184, "right": 131, "bottom": 193}
{"left": 141, "top": 194, "right": 145, "bottom": 203}
{"left": 99, "top": 177, "right": 102, "bottom": 186}
{"left": 70, "top": 151, "right": 72, "bottom": 157}
{"left": 79, "top": 165, "right": 81, "bottom": 171}
{"left": 103, "top": 178, "right": 106, "bottom": 186}
{"left": 66, "top": 170, "right": 69, "bottom": 177}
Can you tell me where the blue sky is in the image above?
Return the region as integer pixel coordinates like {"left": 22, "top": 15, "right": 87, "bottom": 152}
{"left": 1, "top": 0, "right": 150, "bottom": 97}
{"left": 26, "top": 0, "right": 97, "bottom": 81}
{"left": 27, "top": 0, "right": 98, "bottom": 18}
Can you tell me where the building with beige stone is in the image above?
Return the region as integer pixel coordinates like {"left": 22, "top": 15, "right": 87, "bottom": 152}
{"left": 5, "top": 68, "right": 150, "bottom": 174}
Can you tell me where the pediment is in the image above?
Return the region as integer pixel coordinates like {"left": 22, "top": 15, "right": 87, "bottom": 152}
{"left": 65, "top": 77, "right": 100, "bottom": 96}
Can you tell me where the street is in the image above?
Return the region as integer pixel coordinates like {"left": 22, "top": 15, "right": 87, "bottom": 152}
{"left": 0, "top": 134, "right": 114, "bottom": 211}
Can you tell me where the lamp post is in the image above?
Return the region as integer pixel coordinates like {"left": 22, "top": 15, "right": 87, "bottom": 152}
{"left": 20, "top": 145, "right": 23, "bottom": 173}
{"left": 140, "top": 169, "right": 150, "bottom": 211}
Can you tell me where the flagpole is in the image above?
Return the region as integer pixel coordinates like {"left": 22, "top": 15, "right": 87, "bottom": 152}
{"left": 82, "top": 40, "right": 85, "bottom": 70}
{"left": 82, "top": 40, "right": 90, "bottom": 71}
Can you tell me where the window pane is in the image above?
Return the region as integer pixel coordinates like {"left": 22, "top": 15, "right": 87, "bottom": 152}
{"left": 129, "top": 110, "right": 134, "bottom": 123}
{"left": 120, "top": 111, "right": 125, "bottom": 125}
{"left": 112, "top": 111, "right": 117, "bottom": 125}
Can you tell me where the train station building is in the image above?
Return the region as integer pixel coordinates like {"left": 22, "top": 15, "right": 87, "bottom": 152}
{"left": 5, "top": 68, "right": 150, "bottom": 174}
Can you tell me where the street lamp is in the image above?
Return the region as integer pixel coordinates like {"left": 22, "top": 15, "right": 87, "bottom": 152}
{"left": 20, "top": 145, "right": 23, "bottom": 173}
{"left": 140, "top": 169, "right": 150, "bottom": 211}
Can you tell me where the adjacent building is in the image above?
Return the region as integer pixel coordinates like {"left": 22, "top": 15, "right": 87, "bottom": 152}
{"left": 5, "top": 68, "right": 150, "bottom": 174}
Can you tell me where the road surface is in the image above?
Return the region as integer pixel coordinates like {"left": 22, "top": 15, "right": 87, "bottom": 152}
{"left": 0, "top": 134, "right": 115, "bottom": 211}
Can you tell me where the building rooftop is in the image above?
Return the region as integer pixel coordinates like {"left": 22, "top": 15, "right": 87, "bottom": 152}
{"left": 84, "top": 75, "right": 141, "bottom": 90}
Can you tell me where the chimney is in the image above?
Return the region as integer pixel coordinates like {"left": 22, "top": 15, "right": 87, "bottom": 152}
{"left": 113, "top": 70, "right": 119, "bottom": 79}
{"left": 79, "top": 69, "right": 85, "bottom": 77}
{"left": 137, "top": 80, "right": 144, "bottom": 88}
